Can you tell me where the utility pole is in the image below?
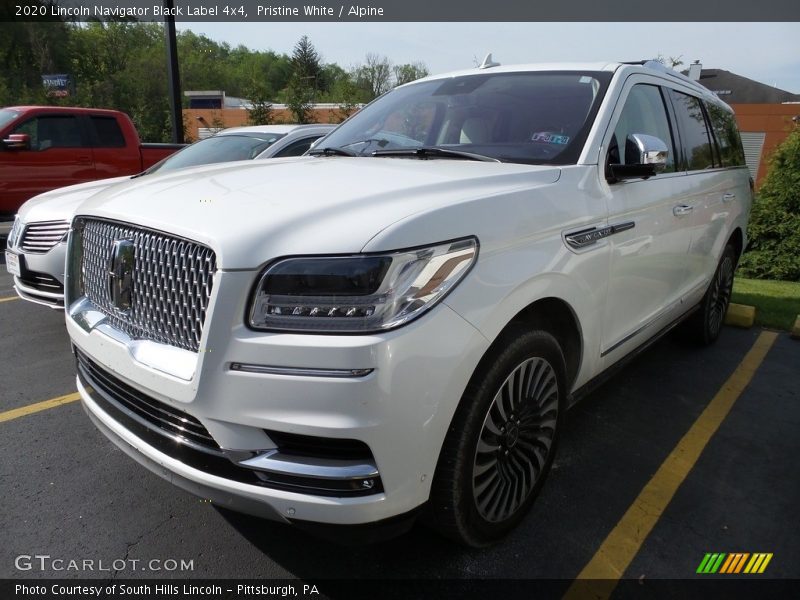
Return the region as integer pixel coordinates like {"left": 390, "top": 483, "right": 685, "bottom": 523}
{"left": 164, "top": 0, "right": 184, "bottom": 143}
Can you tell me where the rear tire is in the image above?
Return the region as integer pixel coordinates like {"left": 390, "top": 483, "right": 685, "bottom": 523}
{"left": 426, "top": 330, "right": 567, "bottom": 547}
{"left": 686, "top": 243, "right": 737, "bottom": 346}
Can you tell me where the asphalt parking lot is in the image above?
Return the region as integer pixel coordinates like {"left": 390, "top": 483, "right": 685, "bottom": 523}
{"left": 1, "top": 246, "right": 798, "bottom": 597}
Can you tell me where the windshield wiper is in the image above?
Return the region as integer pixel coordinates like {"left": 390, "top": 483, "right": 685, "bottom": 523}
{"left": 371, "top": 147, "right": 500, "bottom": 162}
{"left": 308, "top": 146, "right": 358, "bottom": 157}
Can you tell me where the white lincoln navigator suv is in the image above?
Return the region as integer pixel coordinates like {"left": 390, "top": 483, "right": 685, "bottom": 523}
{"left": 65, "top": 60, "right": 751, "bottom": 546}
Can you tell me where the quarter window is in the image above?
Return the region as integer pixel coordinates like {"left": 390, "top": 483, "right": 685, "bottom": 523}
{"left": 90, "top": 116, "right": 125, "bottom": 148}
{"left": 705, "top": 103, "right": 746, "bottom": 167}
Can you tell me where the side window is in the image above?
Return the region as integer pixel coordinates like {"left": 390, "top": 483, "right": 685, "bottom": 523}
{"left": 705, "top": 103, "right": 746, "bottom": 167}
{"left": 609, "top": 84, "right": 676, "bottom": 172}
{"left": 12, "top": 115, "right": 84, "bottom": 151}
{"left": 90, "top": 116, "right": 125, "bottom": 148}
{"left": 272, "top": 136, "right": 319, "bottom": 158}
{"left": 669, "top": 91, "right": 715, "bottom": 171}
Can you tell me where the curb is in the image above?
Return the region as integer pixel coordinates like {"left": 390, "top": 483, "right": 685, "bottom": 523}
{"left": 725, "top": 303, "right": 756, "bottom": 328}
{"left": 791, "top": 315, "right": 800, "bottom": 340}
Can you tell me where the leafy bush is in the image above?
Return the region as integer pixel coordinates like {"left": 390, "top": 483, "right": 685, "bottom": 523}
{"left": 738, "top": 130, "right": 800, "bottom": 281}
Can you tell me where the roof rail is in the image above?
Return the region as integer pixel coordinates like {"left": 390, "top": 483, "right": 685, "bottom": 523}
{"left": 624, "top": 59, "right": 708, "bottom": 94}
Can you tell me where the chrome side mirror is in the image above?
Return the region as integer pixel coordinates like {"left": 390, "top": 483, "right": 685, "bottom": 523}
{"left": 607, "top": 133, "right": 670, "bottom": 183}
{"left": 627, "top": 133, "right": 669, "bottom": 172}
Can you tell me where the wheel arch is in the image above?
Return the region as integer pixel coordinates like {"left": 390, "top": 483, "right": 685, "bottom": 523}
{"left": 482, "top": 296, "right": 583, "bottom": 391}
{"left": 728, "top": 227, "right": 744, "bottom": 265}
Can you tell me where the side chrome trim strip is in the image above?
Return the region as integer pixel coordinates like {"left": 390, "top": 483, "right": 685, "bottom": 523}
{"left": 601, "top": 321, "right": 651, "bottom": 357}
{"left": 565, "top": 221, "right": 635, "bottom": 250}
{"left": 229, "top": 363, "right": 374, "bottom": 379}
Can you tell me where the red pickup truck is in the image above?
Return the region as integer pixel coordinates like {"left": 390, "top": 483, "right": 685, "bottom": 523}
{"left": 0, "top": 106, "right": 184, "bottom": 217}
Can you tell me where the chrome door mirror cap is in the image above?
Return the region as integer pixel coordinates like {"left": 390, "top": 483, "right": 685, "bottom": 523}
{"left": 627, "top": 133, "right": 669, "bottom": 172}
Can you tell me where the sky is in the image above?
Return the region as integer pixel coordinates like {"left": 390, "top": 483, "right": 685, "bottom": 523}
{"left": 178, "top": 22, "right": 800, "bottom": 94}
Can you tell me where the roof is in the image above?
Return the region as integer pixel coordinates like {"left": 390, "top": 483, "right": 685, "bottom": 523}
{"left": 692, "top": 69, "right": 800, "bottom": 104}
{"left": 410, "top": 60, "right": 708, "bottom": 93}
{"left": 415, "top": 62, "right": 620, "bottom": 84}
{"left": 3, "top": 106, "right": 124, "bottom": 115}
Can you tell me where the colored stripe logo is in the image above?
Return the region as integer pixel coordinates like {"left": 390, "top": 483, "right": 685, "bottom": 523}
{"left": 697, "top": 553, "right": 773, "bottom": 574}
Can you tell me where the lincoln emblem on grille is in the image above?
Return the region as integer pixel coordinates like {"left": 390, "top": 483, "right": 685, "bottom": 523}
{"left": 109, "top": 239, "right": 135, "bottom": 311}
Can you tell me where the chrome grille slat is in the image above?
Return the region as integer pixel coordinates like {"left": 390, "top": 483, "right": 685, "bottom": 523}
{"left": 76, "top": 349, "right": 222, "bottom": 454}
{"left": 76, "top": 218, "right": 216, "bottom": 352}
{"left": 20, "top": 220, "right": 70, "bottom": 254}
{"left": 86, "top": 367, "right": 215, "bottom": 441}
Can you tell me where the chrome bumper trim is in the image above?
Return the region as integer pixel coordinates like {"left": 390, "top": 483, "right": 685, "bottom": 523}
{"left": 234, "top": 450, "right": 380, "bottom": 481}
{"left": 229, "top": 362, "right": 374, "bottom": 379}
{"left": 13, "top": 280, "right": 64, "bottom": 309}
{"left": 69, "top": 297, "right": 198, "bottom": 381}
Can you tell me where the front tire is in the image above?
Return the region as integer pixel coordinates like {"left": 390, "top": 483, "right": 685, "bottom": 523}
{"left": 426, "top": 330, "right": 567, "bottom": 547}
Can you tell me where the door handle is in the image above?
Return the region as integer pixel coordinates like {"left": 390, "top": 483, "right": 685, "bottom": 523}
{"left": 673, "top": 204, "right": 694, "bottom": 216}
{"left": 77, "top": 155, "right": 92, "bottom": 165}
{"left": 722, "top": 193, "right": 736, "bottom": 203}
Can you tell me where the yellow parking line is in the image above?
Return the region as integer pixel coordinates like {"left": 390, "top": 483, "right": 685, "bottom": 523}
{"left": 0, "top": 392, "right": 81, "bottom": 424}
{"left": 564, "top": 330, "right": 779, "bottom": 599}
{"left": 0, "top": 295, "right": 20, "bottom": 303}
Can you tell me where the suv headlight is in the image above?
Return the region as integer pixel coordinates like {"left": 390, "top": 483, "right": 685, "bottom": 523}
{"left": 248, "top": 237, "right": 478, "bottom": 333}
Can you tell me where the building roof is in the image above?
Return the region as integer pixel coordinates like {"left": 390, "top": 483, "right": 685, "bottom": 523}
{"left": 693, "top": 69, "right": 800, "bottom": 104}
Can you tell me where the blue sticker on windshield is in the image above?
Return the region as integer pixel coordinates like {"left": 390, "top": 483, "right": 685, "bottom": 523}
{"left": 532, "top": 132, "right": 570, "bottom": 145}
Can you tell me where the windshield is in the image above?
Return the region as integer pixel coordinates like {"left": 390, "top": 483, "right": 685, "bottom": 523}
{"left": 319, "top": 71, "right": 612, "bottom": 165}
{"left": 0, "top": 108, "right": 22, "bottom": 129}
{"left": 148, "top": 132, "right": 286, "bottom": 173}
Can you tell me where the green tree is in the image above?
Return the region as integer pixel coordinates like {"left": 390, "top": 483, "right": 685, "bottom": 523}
{"left": 393, "top": 62, "right": 429, "bottom": 86}
{"left": 0, "top": 16, "right": 71, "bottom": 104}
{"left": 290, "top": 35, "right": 323, "bottom": 91}
{"left": 246, "top": 82, "right": 274, "bottom": 125}
{"left": 738, "top": 130, "right": 800, "bottom": 281}
{"left": 286, "top": 76, "right": 314, "bottom": 123}
{"left": 355, "top": 53, "right": 392, "bottom": 99}
{"left": 655, "top": 54, "right": 684, "bottom": 68}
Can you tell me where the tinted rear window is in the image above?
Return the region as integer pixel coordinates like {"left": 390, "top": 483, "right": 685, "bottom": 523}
{"left": 705, "top": 103, "right": 746, "bottom": 167}
{"left": 90, "top": 116, "right": 126, "bottom": 148}
{"left": 669, "top": 91, "right": 715, "bottom": 171}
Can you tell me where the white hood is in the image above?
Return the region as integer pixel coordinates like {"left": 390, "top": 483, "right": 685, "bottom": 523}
{"left": 77, "top": 157, "right": 561, "bottom": 269}
{"left": 17, "top": 176, "right": 132, "bottom": 224}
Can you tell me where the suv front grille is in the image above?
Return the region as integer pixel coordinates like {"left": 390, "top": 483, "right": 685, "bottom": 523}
{"left": 20, "top": 220, "right": 70, "bottom": 254}
{"left": 75, "top": 218, "right": 216, "bottom": 352}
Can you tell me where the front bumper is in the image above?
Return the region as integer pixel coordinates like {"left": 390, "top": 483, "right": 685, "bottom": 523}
{"left": 68, "top": 270, "right": 489, "bottom": 525}
{"left": 10, "top": 242, "right": 66, "bottom": 308}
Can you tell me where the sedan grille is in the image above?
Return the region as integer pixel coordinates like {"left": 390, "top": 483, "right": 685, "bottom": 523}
{"left": 20, "top": 220, "right": 70, "bottom": 254}
{"left": 74, "top": 218, "right": 216, "bottom": 352}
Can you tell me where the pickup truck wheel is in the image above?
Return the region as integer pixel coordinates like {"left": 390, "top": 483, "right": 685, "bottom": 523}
{"left": 687, "top": 243, "right": 736, "bottom": 346}
{"left": 426, "top": 330, "right": 567, "bottom": 547}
